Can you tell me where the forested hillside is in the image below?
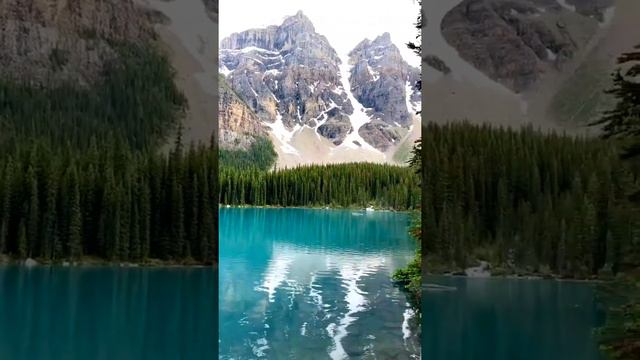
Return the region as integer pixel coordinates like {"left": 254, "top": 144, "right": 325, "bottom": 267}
{"left": 423, "top": 122, "right": 640, "bottom": 277}
{"left": 0, "top": 44, "right": 186, "bottom": 152}
{"left": 0, "top": 4, "right": 217, "bottom": 264}
{"left": 220, "top": 163, "right": 419, "bottom": 210}
{"left": 219, "top": 136, "right": 277, "bottom": 171}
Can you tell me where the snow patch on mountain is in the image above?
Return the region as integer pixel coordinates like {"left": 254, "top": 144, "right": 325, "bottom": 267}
{"left": 264, "top": 113, "right": 301, "bottom": 155}
{"left": 405, "top": 81, "right": 418, "bottom": 114}
{"left": 337, "top": 61, "right": 379, "bottom": 152}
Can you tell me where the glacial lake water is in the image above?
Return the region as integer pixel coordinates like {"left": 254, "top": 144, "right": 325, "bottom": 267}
{"left": 0, "top": 266, "right": 216, "bottom": 360}
{"left": 422, "top": 276, "right": 606, "bottom": 360}
{"left": 219, "top": 207, "right": 420, "bottom": 359}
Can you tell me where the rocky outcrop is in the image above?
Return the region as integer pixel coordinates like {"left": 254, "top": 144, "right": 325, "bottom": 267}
{"left": 348, "top": 33, "right": 421, "bottom": 150}
{"left": 358, "top": 120, "right": 405, "bottom": 152}
{"left": 218, "top": 75, "right": 267, "bottom": 150}
{"left": 0, "top": 0, "right": 153, "bottom": 87}
{"left": 220, "top": 11, "right": 355, "bottom": 145}
{"left": 441, "top": 0, "right": 610, "bottom": 92}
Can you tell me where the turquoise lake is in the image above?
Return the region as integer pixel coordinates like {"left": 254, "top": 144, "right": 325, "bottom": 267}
{"left": 422, "top": 276, "right": 606, "bottom": 360}
{"left": 0, "top": 266, "right": 216, "bottom": 359}
{"left": 219, "top": 207, "right": 420, "bottom": 359}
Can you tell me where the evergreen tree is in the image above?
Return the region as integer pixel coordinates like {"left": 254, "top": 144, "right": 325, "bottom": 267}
{"left": 67, "top": 167, "right": 83, "bottom": 260}
{"left": 17, "top": 220, "right": 27, "bottom": 259}
{"left": 0, "top": 159, "right": 13, "bottom": 254}
{"left": 41, "top": 182, "right": 57, "bottom": 260}
{"left": 591, "top": 44, "right": 640, "bottom": 161}
{"left": 27, "top": 166, "right": 39, "bottom": 257}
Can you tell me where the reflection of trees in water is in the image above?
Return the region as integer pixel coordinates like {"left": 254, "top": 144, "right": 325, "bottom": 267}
{"left": 0, "top": 267, "right": 215, "bottom": 359}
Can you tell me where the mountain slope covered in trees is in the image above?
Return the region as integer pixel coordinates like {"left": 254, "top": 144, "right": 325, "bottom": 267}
{"left": 0, "top": 0, "right": 217, "bottom": 264}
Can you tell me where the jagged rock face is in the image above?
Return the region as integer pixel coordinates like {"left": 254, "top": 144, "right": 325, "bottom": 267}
{"left": 0, "top": 0, "right": 153, "bottom": 87}
{"left": 218, "top": 75, "right": 266, "bottom": 150}
{"left": 349, "top": 33, "right": 420, "bottom": 127}
{"left": 441, "top": 0, "right": 611, "bottom": 92}
{"left": 220, "top": 11, "right": 355, "bottom": 145}
{"left": 219, "top": 11, "right": 420, "bottom": 151}
{"left": 348, "top": 33, "right": 420, "bottom": 150}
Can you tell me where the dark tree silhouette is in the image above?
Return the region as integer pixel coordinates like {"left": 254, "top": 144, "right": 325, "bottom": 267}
{"left": 591, "top": 44, "right": 640, "bottom": 160}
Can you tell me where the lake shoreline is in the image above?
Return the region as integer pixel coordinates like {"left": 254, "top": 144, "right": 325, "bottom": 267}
{"left": 218, "top": 204, "right": 414, "bottom": 213}
{"left": 424, "top": 272, "right": 607, "bottom": 284}
{"left": 0, "top": 255, "right": 216, "bottom": 269}
{"left": 424, "top": 257, "right": 613, "bottom": 283}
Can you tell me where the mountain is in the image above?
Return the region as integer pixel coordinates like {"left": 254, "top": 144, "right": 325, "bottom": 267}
{"left": 0, "top": 0, "right": 226, "bottom": 150}
{"left": 219, "top": 11, "right": 421, "bottom": 167}
{"left": 424, "top": 0, "right": 638, "bottom": 130}
{"left": 220, "top": 11, "right": 355, "bottom": 146}
{"left": 0, "top": 0, "right": 153, "bottom": 87}
{"left": 349, "top": 32, "right": 421, "bottom": 150}
{"left": 441, "top": 0, "right": 614, "bottom": 93}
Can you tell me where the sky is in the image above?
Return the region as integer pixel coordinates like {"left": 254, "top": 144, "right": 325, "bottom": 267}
{"left": 219, "top": 0, "right": 421, "bottom": 67}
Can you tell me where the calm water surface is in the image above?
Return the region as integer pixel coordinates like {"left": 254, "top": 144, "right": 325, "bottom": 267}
{"left": 423, "top": 276, "right": 606, "bottom": 360}
{"left": 0, "top": 266, "right": 216, "bottom": 360}
{"left": 219, "top": 208, "right": 420, "bottom": 359}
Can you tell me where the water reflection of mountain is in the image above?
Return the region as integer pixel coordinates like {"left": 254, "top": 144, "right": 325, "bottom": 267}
{"left": 219, "top": 208, "right": 419, "bottom": 359}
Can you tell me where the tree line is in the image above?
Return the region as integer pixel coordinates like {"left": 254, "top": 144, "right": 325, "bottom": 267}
{"left": 219, "top": 163, "right": 420, "bottom": 210}
{"left": 0, "top": 137, "right": 217, "bottom": 263}
{"left": 423, "top": 122, "right": 640, "bottom": 277}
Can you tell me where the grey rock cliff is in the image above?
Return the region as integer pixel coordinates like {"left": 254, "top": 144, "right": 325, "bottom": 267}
{"left": 219, "top": 11, "right": 420, "bottom": 151}
{"left": 220, "top": 11, "right": 355, "bottom": 145}
{"left": 348, "top": 33, "right": 420, "bottom": 150}
{"left": 218, "top": 75, "right": 267, "bottom": 150}
{"left": 0, "top": 0, "right": 153, "bottom": 87}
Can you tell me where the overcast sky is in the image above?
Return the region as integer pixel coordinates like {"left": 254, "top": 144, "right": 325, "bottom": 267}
{"left": 219, "top": 0, "right": 421, "bottom": 67}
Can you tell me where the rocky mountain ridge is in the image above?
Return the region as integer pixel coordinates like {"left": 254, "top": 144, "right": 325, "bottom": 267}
{"left": 349, "top": 32, "right": 421, "bottom": 150}
{"left": 219, "top": 11, "right": 421, "bottom": 152}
